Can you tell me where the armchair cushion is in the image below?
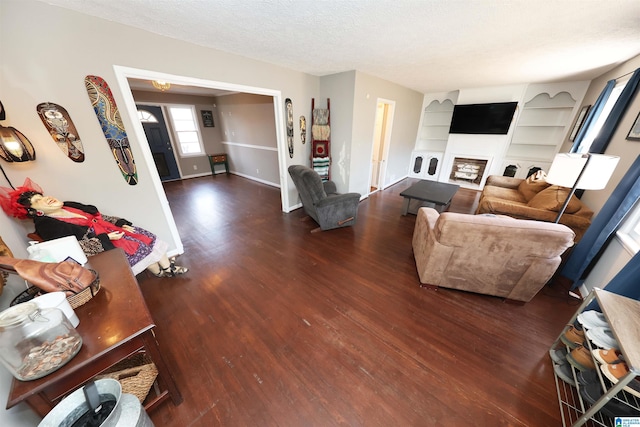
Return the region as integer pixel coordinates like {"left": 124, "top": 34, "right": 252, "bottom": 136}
{"left": 288, "top": 165, "right": 361, "bottom": 231}
{"left": 412, "top": 207, "right": 575, "bottom": 302}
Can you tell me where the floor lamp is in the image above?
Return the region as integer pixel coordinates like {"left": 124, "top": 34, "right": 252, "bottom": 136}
{"left": 545, "top": 153, "right": 620, "bottom": 223}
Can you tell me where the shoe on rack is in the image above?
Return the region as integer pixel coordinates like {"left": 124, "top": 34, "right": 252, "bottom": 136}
{"left": 549, "top": 347, "right": 568, "bottom": 365}
{"left": 600, "top": 362, "right": 640, "bottom": 399}
{"left": 580, "top": 381, "right": 640, "bottom": 418}
{"left": 575, "top": 369, "right": 598, "bottom": 386}
{"left": 586, "top": 327, "right": 618, "bottom": 349}
{"left": 554, "top": 362, "right": 576, "bottom": 386}
{"left": 593, "top": 348, "right": 623, "bottom": 365}
{"left": 601, "top": 362, "right": 629, "bottom": 382}
{"left": 560, "top": 324, "right": 585, "bottom": 349}
{"left": 577, "top": 310, "right": 609, "bottom": 329}
{"left": 566, "top": 345, "right": 596, "bottom": 371}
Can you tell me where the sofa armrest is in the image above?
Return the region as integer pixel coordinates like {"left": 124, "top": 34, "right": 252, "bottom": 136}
{"left": 485, "top": 175, "right": 523, "bottom": 189}
{"left": 412, "top": 208, "right": 455, "bottom": 285}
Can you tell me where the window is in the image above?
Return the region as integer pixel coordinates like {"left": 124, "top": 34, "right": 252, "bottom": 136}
{"left": 576, "top": 79, "right": 629, "bottom": 153}
{"left": 618, "top": 200, "right": 640, "bottom": 255}
{"left": 167, "top": 105, "right": 204, "bottom": 156}
{"left": 137, "top": 109, "right": 158, "bottom": 123}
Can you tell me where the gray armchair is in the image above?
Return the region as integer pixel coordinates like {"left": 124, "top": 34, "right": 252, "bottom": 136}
{"left": 288, "top": 165, "right": 361, "bottom": 231}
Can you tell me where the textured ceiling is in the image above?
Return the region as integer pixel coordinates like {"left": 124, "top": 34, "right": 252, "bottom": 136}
{"left": 39, "top": 0, "right": 640, "bottom": 93}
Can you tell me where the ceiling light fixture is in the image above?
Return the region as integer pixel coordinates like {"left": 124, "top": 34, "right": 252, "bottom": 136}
{"left": 151, "top": 80, "right": 171, "bottom": 91}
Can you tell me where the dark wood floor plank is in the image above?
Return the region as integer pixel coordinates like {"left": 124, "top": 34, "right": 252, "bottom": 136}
{"left": 138, "top": 175, "right": 578, "bottom": 426}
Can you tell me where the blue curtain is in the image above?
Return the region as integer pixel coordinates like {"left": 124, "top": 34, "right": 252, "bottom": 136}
{"left": 570, "top": 79, "right": 615, "bottom": 153}
{"left": 561, "top": 154, "right": 640, "bottom": 289}
{"left": 590, "top": 68, "right": 640, "bottom": 154}
{"left": 586, "top": 251, "right": 640, "bottom": 311}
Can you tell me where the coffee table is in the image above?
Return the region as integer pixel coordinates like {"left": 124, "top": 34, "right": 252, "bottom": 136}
{"left": 399, "top": 180, "right": 460, "bottom": 215}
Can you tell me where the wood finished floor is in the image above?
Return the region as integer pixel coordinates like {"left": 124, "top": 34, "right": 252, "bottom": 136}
{"left": 139, "top": 175, "right": 580, "bottom": 427}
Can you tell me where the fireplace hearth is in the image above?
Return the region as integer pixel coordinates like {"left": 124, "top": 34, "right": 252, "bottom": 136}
{"left": 449, "top": 157, "right": 488, "bottom": 186}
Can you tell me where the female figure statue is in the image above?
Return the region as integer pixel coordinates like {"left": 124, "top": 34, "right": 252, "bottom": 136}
{"left": 0, "top": 178, "right": 187, "bottom": 277}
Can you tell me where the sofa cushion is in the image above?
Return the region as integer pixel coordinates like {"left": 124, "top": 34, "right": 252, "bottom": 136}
{"left": 527, "top": 185, "right": 582, "bottom": 214}
{"left": 481, "top": 185, "right": 527, "bottom": 203}
{"left": 518, "top": 171, "right": 551, "bottom": 201}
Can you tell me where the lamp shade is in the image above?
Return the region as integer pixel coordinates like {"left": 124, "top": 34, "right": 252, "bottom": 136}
{"left": 0, "top": 125, "right": 36, "bottom": 162}
{"left": 545, "top": 153, "right": 619, "bottom": 190}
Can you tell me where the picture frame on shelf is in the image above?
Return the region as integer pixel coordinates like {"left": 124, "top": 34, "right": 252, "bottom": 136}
{"left": 627, "top": 110, "right": 640, "bottom": 141}
{"left": 569, "top": 105, "right": 590, "bottom": 142}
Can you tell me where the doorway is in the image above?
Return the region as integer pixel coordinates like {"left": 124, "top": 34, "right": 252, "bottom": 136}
{"left": 369, "top": 99, "right": 395, "bottom": 195}
{"left": 137, "top": 104, "right": 181, "bottom": 181}
{"left": 113, "top": 66, "right": 289, "bottom": 254}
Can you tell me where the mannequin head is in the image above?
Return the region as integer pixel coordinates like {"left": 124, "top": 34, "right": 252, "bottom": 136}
{"left": 19, "top": 193, "right": 64, "bottom": 217}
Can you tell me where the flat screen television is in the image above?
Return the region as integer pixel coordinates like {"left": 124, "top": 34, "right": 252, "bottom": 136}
{"left": 449, "top": 102, "right": 518, "bottom": 135}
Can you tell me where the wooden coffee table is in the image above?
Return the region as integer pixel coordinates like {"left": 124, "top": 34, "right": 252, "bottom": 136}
{"left": 399, "top": 180, "right": 460, "bottom": 215}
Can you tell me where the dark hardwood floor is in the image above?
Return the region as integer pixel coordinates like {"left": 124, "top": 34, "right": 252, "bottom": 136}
{"left": 139, "top": 175, "right": 580, "bottom": 426}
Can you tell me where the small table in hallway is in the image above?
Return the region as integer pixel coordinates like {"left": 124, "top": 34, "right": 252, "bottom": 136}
{"left": 399, "top": 180, "right": 460, "bottom": 215}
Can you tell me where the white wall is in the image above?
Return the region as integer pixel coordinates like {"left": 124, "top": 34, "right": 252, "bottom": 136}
{"left": 0, "top": 0, "right": 321, "bottom": 257}
{"left": 567, "top": 54, "right": 640, "bottom": 294}
{"left": 318, "top": 71, "right": 356, "bottom": 193}
{"left": 351, "top": 72, "right": 423, "bottom": 194}
{"left": 216, "top": 93, "right": 280, "bottom": 185}
{"left": 0, "top": 1, "right": 322, "bottom": 421}
{"left": 559, "top": 54, "right": 640, "bottom": 217}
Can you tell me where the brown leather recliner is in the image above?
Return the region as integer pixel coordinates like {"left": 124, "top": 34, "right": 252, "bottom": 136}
{"left": 412, "top": 207, "right": 575, "bottom": 303}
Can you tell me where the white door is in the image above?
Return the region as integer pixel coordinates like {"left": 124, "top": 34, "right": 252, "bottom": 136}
{"left": 369, "top": 99, "right": 395, "bottom": 195}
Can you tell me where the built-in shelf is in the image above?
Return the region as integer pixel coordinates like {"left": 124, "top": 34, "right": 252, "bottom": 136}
{"left": 504, "top": 89, "right": 584, "bottom": 171}
{"left": 417, "top": 99, "right": 455, "bottom": 152}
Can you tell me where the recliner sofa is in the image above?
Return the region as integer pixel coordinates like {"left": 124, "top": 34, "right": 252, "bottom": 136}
{"left": 288, "top": 165, "right": 361, "bottom": 231}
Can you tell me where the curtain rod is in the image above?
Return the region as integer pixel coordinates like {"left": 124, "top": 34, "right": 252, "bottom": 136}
{"left": 615, "top": 67, "right": 639, "bottom": 81}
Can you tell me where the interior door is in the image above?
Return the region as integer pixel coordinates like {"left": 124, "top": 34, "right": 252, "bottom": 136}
{"left": 137, "top": 104, "right": 180, "bottom": 181}
{"left": 369, "top": 100, "right": 394, "bottom": 195}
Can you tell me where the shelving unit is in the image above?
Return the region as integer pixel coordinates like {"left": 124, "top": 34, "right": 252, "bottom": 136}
{"left": 503, "top": 88, "right": 584, "bottom": 179}
{"left": 551, "top": 289, "right": 640, "bottom": 426}
{"left": 416, "top": 99, "right": 454, "bottom": 153}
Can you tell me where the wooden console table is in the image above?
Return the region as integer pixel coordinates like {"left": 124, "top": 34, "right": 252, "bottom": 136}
{"left": 6, "top": 249, "right": 183, "bottom": 417}
{"left": 208, "top": 153, "right": 229, "bottom": 176}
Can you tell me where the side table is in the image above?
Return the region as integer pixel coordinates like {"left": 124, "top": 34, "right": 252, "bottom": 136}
{"left": 6, "top": 249, "right": 183, "bottom": 417}
{"left": 208, "top": 153, "right": 229, "bottom": 176}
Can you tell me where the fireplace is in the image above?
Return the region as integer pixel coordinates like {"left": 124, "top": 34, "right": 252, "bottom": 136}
{"left": 449, "top": 157, "right": 489, "bottom": 186}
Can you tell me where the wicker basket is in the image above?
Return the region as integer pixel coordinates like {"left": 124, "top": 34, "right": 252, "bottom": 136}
{"left": 94, "top": 353, "right": 158, "bottom": 403}
{"left": 10, "top": 275, "right": 100, "bottom": 309}
{"left": 65, "top": 272, "right": 101, "bottom": 309}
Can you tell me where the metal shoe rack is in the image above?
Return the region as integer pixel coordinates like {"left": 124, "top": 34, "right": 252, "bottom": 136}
{"left": 550, "top": 288, "right": 640, "bottom": 427}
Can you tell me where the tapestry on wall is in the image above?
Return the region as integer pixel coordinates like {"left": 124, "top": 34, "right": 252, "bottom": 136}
{"left": 84, "top": 75, "right": 138, "bottom": 185}
{"left": 285, "top": 98, "right": 294, "bottom": 158}
{"left": 36, "top": 102, "right": 85, "bottom": 163}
